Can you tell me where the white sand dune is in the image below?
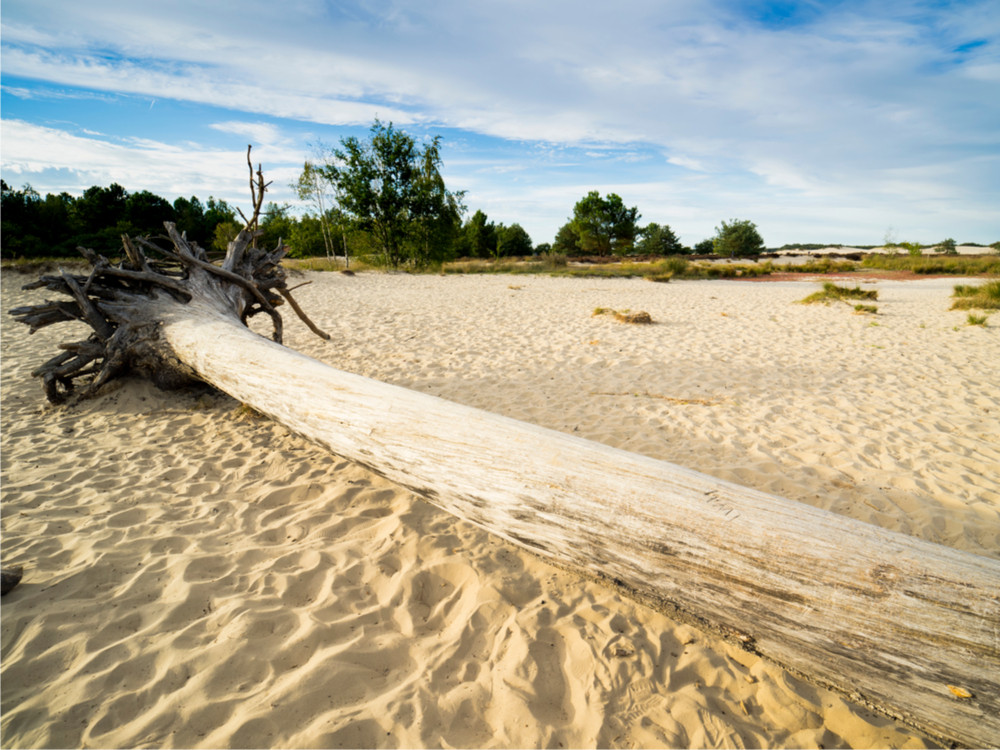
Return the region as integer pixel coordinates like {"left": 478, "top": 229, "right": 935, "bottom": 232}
{"left": 2, "top": 270, "right": 997, "bottom": 748}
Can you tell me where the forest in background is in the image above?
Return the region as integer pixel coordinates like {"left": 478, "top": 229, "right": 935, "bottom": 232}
{"left": 3, "top": 123, "right": 995, "bottom": 265}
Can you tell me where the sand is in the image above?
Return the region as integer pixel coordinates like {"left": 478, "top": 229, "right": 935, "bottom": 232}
{"left": 2, "top": 269, "right": 998, "bottom": 749}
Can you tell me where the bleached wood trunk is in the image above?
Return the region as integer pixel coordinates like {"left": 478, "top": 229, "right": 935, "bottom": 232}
{"left": 157, "top": 296, "right": 1000, "bottom": 749}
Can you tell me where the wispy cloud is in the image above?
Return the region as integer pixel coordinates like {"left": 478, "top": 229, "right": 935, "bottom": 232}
{"left": 1, "top": 0, "right": 997, "bottom": 243}
{"left": 0, "top": 119, "right": 301, "bottom": 208}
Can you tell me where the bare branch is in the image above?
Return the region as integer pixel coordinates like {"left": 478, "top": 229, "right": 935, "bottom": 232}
{"left": 278, "top": 288, "right": 331, "bottom": 341}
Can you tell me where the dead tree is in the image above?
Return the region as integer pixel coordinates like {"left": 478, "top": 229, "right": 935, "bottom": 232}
{"left": 9, "top": 148, "right": 329, "bottom": 404}
{"left": 8, "top": 157, "right": 1000, "bottom": 748}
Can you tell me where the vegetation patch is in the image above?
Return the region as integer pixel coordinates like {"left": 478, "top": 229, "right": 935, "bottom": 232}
{"left": 798, "top": 282, "right": 878, "bottom": 305}
{"left": 862, "top": 254, "right": 1000, "bottom": 275}
{"left": 966, "top": 313, "right": 989, "bottom": 327}
{"left": 644, "top": 271, "right": 674, "bottom": 283}
{"left": 853, "top": 304, "right": 878, "bottom": 315}
{"left": 786, "top": 259, "right": 860, "bottom": 274}
{"left": 593, "top": 308, "right": 654, "bottom": 324}
{"left": 951, "top": 280, "right": 1000, "bottom": 310}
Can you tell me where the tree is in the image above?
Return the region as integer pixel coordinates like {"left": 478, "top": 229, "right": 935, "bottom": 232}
{"left": 552, "top": 222, "right": 581, "bottom": 256}
{"left": 936, "top": 238, "right": 957, "bottom": 255}
{"left": 258, "top": 203, "right": 295, "bottom": 252}
{"left": 74, "top": 184, "right": 129, "bottom": 253}
{"left": 496, "top": 223, "right": 533, "bottom": 258}
{"left": 212, "top": 221, "right": 241, "bottom": 254}
{"left": 75, "top": 183, "right": 128, "bottom": 234}
{"left": 321, "top": 119, "right": 464, "bottom": 268}
{"left": 295, "top": 161, "right": 336, "bottom": 259}
{"left": 712, "top": 219, "right": 765, "bottom": 258}
{"left": 459, "top": 210, "right": 498, "bottom": 259}
{"left": 125, "top": 191, "right": 176, "bottom": 236}
{"left": 637, "top": 222, "right": 683, "bottom": 255}
{"left": 693, "top": 239, "right": 714, "bottom": 254}
{"left": 287, "top": 215, "right": 328, "bottom": 258}
{"left": 570, "top": 191, "right": 640, "bottom": 256}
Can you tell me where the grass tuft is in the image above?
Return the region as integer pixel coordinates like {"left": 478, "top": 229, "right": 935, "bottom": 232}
{"left": 798, "top": 282, "right": 878, "bottom": 305}
{"left": 950, "top": 280, "right": 1000, "bottom": 310}
{"left": 853, "top": 304, "right": 878, "bottom": 315}
{"left": 966, "top": 313, "right": 989, "bottom": 326}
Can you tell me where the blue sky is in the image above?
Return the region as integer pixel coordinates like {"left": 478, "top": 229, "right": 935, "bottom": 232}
{"left": 2, "top": 0, "right": 998, "bottom": 247}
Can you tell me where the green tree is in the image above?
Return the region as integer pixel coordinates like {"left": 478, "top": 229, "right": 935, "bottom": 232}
{"left": 212, "top": 221, "right": 241, "bottom": 253}
{"left": 75, "top": 183, "right": 128, "bottom": 233}
{"left": 496, "top": 223, "right": 533, "bottom": 258}
{"left": 637, "top": 222, "right": 683, "bottom": 255}
{"left": 1, "top": 182, "right": 45, "bottom": 258}
{"left": 124, "top": 190, "right": 176, "bottom": 235}
{"left": 570, "top": 191, "right": 640, "bottom": 256}
{"left": 552, "top": 222, "right": 581, "bottom": 256}
{"left": 712, "top": 219, "right": 765, "bottom": 258}
{"left": 459, "top": 210, "right": 498, "bottom": 258}
{"left": 936, "top": 238, "right": 958, "bottom": 255}
{"left": 295, "top": 161, "right": 336, "bottom": 258}
{"left": 172, "top": 196, "right": 208, "bottom": 242}
{"left": 73, "top": 183, "right": 129, "bottom": 253}
{"left": 321, "top": 119, "right": 464, "bottom": 267}
{"left": 258, "top": 202, "right": 295, "bottom": 251}
{"left": 693, "top": 239, "right": 714, "bottom": 254}
{"left": 204, "top": 197, "right": 236, "bottom": 232}
{"left": 287, "top": 215, "right": 328, "bottom": 258}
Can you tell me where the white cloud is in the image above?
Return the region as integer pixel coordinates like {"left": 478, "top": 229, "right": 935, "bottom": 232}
{"left": 1, "top": 0, "right": 997, "bottom": 244}
{"left": 0, "top": 119, "right": 303, "bottom": 209}
{"left": 210, "top": 121, "right": 289, "bottom": 148}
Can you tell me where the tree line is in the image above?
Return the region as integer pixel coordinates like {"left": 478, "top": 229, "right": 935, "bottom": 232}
{"left": 2, "top": 120, "right": 767, "bottom": 264}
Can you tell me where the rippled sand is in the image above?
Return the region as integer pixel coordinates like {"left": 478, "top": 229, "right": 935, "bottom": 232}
{"left": 3, "top": 269, "right": 997, "bottom": 748}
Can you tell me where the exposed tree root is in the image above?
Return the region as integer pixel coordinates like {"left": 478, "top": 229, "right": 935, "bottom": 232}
{"left": 8, "top": 147, "right": 329, "bottom": 404}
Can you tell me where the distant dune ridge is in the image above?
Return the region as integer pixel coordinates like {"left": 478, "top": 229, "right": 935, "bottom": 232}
{"left": 2, "top": 271, "right": 997, "bottom": 748}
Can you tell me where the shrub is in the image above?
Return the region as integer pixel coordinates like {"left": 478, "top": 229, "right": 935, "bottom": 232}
{"left": 854, "top": 304, "right": 878, "bottom": 314}
{"left": 967, "top": 313, "right": 988, "bottom": 326}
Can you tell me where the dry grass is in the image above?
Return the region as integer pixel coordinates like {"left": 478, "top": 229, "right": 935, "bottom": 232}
{"left": 951, "top": 280, "right": 1000, "bottom": 310}
{"left": 593, "top": 308, "right": 654, "bottom": 324}
{"left": 798, "top": 282, "right": 878, "bottom": 305}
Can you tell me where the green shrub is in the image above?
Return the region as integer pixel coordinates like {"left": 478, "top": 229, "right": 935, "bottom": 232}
{"left": 967, "top": 313, "right": 988, "bottom": 326}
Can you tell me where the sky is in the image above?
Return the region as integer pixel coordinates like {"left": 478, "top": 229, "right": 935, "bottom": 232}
{"left": 1, "top": 0, "right": 998, "bottom": 248}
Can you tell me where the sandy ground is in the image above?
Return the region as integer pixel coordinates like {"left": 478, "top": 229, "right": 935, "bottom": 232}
{"left": 2, "top": 269, "right": 998, "bottom": 749}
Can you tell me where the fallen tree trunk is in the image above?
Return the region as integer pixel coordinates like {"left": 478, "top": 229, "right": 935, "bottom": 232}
{"left": 8, "top": 188, "right": 999, "bottom": 748}
{"left": 161, "top": 302, "right": 999, "bottom": 747}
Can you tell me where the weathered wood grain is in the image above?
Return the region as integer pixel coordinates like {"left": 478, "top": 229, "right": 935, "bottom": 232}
{"left": 160, "top": 297, "right": 1000, "bottom": 748}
